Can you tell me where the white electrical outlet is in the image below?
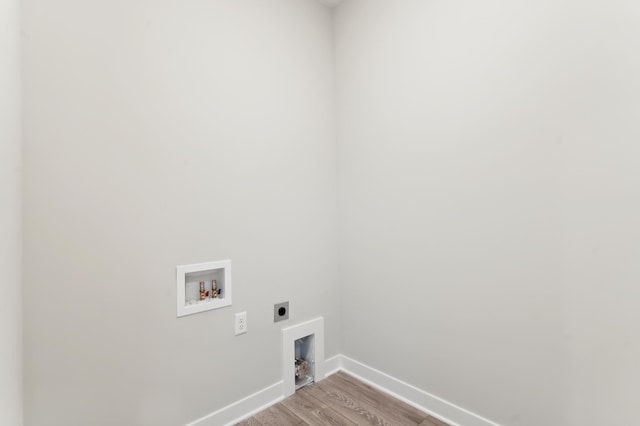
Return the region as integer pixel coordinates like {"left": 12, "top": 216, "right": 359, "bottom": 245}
{"left": 235, "top": 312, "right": 247, "bottom": 335}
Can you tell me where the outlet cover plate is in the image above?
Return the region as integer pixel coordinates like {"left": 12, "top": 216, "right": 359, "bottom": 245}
{"left": 235, "top": 312, "right": 247, "bottom": 335}
{"left": 274, "top": 301, "right": 289, "bottom": 322}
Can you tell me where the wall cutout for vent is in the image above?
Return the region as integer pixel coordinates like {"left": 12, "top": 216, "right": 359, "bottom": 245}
{"left": 282, "top": 317, "right": 325, "bottom": 397}
{"left": 294, "top": 335, "right": 315, "bottom": 389}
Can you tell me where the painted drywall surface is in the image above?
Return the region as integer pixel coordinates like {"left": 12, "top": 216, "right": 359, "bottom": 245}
{"left": 558, "top": 3, "right": 640, "bottom": 423}
{"left": 335, "top": 0, "right": 640, "bottom": 425}
{"left": 22, "top": 1, "right": 338, "bottom": 425}
{"left": 0, "top": 0, "right": 22, "bottom": 424}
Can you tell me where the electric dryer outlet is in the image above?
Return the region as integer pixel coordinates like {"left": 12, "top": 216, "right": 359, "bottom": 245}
{"left": 274, "top": 301, "right": 289, "bottom": 322}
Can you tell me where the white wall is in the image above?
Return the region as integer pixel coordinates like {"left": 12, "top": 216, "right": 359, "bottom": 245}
{"left": 22, "top": 1, "right": 338, "bottom": 425}
{"left": 335, "top": 0, "right": 640, "bottom": 425}
{"left": 0, "top": 0, "right": 22, "bottom": 424}
{"left": 560, "top": 2, "right": 640, "bottom": 423}
{"left": 22, "top": 0, "right": 640, "bottom": 424}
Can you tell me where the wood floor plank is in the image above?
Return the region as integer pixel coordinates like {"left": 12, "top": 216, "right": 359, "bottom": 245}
{"left": 327, "top": 372, "right": 429, "bottom": 425}
{"left": 318, "top": 376, "right": 421, "bottom": 426}
{"left": 300, "top": 380, "right": 398, "bottom": 426}
{"left": 281, "top": 390, "right": 358, "bottom": 426}
{"left": 253, "top": 403, "right": 303, "bottom": 426}
{"left": 237, "top": 373, "right": 447, "bottom": 426}
{"left": 419, "top": 415, "right": 450, "bottom": 426}
{"left": 234, "top": 417, "right": 263, "bottom": 426}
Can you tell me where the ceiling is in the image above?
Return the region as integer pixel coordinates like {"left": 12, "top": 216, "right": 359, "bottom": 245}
{"left": 317, "top": 0, "right": 344, "bottom": 7}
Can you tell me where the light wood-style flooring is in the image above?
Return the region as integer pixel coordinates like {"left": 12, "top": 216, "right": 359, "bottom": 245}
{"left": 235, "top": 371, "right": 449, "bottom": 426}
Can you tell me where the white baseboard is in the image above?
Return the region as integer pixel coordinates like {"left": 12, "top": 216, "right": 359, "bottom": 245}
{"left": 323, "top": 354, "right": 342, "bottom": 377}
{"left": 184, "top": 354, "right": 501, "bottom": 426}
{"left": 184, "top": 381, "right": 284, "bottom": 426}
{"left": 338, "top": 355, "right": 502, "bottom": 426}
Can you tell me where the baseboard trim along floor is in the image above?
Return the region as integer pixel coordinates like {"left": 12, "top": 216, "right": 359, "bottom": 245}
{"left": 185, "top": 354, "right": 502, "bottom": 426}
{"left": 338, "top": 355, "right": 501, "bottom": 426}
{"left": 184, "top": 381, "right": 284, "bottom": 426}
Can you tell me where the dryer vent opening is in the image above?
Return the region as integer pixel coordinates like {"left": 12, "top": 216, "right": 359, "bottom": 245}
{"left": 282, "top": 317, "right": 325, "bottom": 397}
{"left": 295, "top": 335, "right": 315, "bottom": 389}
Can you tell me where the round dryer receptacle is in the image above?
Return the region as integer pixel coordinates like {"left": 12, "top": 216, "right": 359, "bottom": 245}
{"left": 274, "top": 301, "right": 289, "bottom": 322}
